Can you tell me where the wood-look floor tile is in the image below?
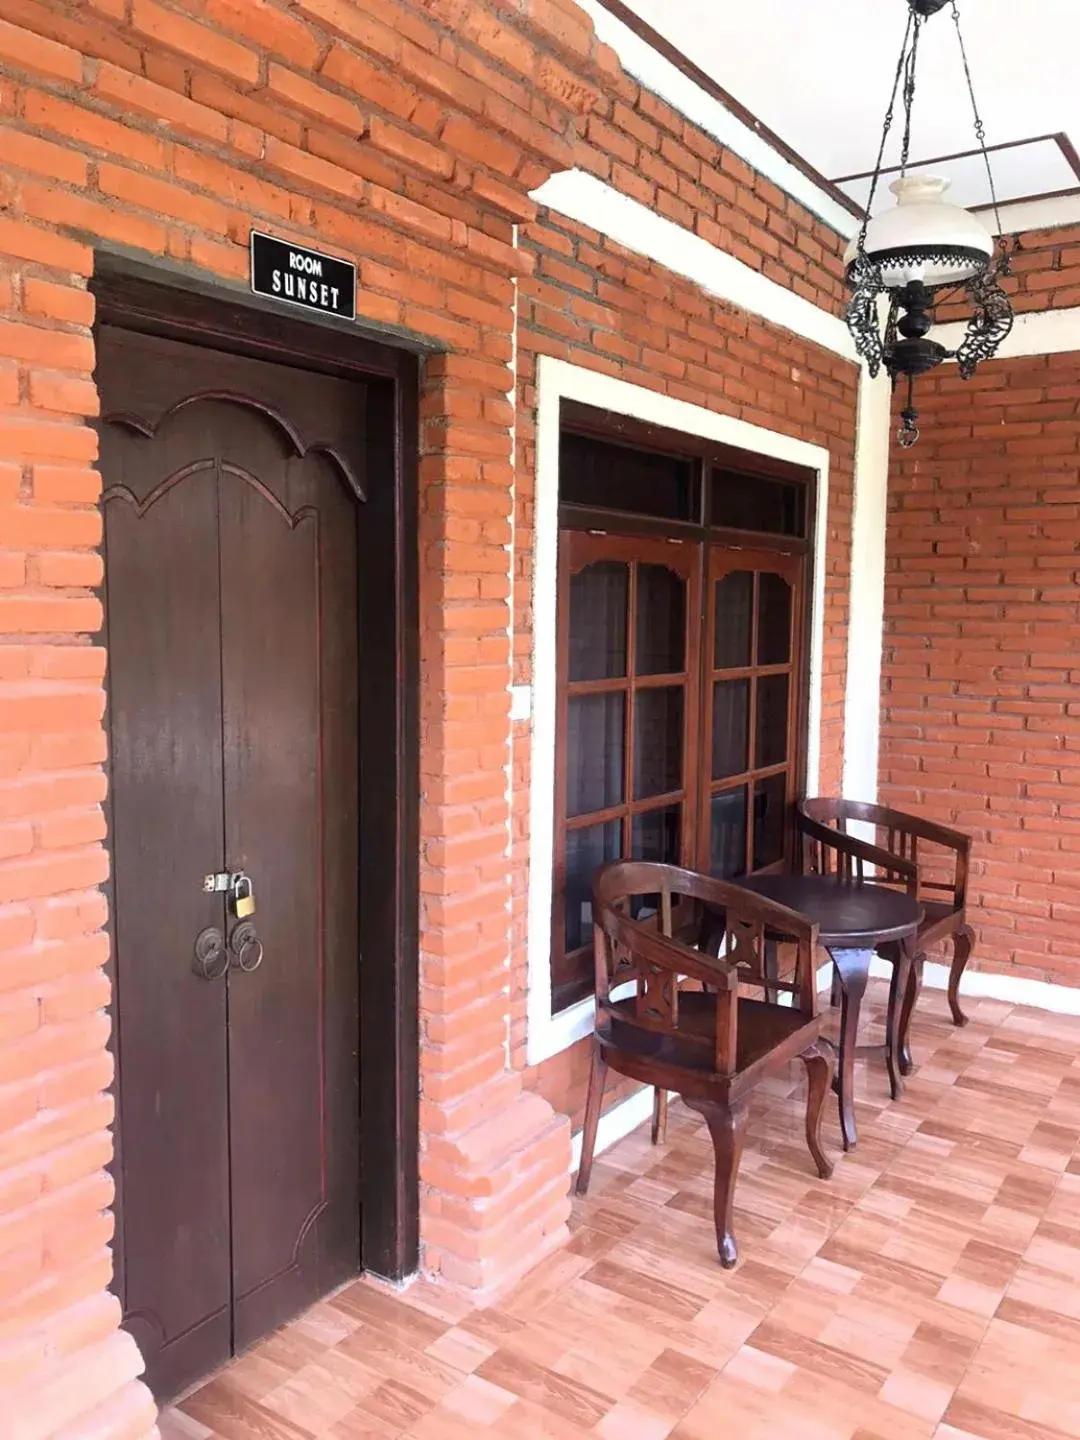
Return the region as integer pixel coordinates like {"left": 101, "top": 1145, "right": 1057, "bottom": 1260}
{"left": 624, "top": 1347, "right": 717, "bottom": 1422}
{"left": 942, "top": 1396, "right": 1076, "bottom": 1439}
{"left": 747, "top": 1318, "right": 891, "bottom": 1395}
{"left": 595, "top": 1399, "right": 675, "bottom": 1439}
{"left": 438, "top": 1372, "right": 518, "bottom": 1425}
{"left": 422, "top": 1324, "right": 495, "bottom": 1375}
{"left": 488, "top": 1398, "right": 596, "bottom": 1438}
{"left": 156, "top": 983, "right": 1080, "bottom": 1440}
{"left": 474, "top": 1349, "right": 611, "bottom": 1429}
{"left": 325, "top": 1402, "right": 401, "bottom": 1439}
{"left": 261, "top": 1366, "right": 360, "bottom": 1434}
{"left": 158, "top": 1411, "right": 214, "bottom": 1440}
{"left": 180, "top": 1378, "right": 314, "bottom": 1440}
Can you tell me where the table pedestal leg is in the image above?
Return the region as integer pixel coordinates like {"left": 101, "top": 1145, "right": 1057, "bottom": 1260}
{"left": 885, "top": 938, "right": 914, "bottom": 1099}
{"left": 829, "top": 947, "right": 872, "bottom": 1152}
{"left": 898, "top": 944, "right": 924, "bottom": 1078}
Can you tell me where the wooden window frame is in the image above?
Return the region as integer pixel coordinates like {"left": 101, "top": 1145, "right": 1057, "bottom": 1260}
{"left": 701, "top": 545, "right": 806, "bottom": 880}
{"left": 551, "top": 415, "right": 815, "bottom": 1014}
{"left": 553, "top": 531, "right": 702, "bottom": 1009}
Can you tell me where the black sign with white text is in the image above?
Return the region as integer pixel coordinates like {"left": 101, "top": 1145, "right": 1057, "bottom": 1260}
{"left": 250, "top": 231, "right": 356, "bottom": 320}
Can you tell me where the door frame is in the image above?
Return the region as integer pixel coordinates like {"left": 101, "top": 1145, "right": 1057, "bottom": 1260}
{"left": 92, "top": 258, "right": 421, "bottom": 1284}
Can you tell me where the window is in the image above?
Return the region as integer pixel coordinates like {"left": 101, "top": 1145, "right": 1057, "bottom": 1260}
{"left": 551, "top": 421, "right": 811, "bottom": 1013}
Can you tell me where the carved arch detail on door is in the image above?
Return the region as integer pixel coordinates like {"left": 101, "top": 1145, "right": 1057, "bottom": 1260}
{"left": 103, "top": 459, "right": 216, "bottom": 518}
{"left": 219, "top": 461, "right": 320, "bottom": 530}
{"left": 102, "top": 390, "right": 367, "bottom": 503}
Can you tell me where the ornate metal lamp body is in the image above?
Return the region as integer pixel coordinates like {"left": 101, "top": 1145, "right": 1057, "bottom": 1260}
{"left": 844, "top": 1, "right": 1014, "bottom": 445}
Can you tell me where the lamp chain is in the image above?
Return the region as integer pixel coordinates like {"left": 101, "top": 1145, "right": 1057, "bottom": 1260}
{"left": 898, "top": 14, "right": 923, "bottom": 177}
{"left": 857, "top": 7, "right": 914, "bottom": 254}
{"left": 949, "top": 0, "right": 1010, "bottom": 264}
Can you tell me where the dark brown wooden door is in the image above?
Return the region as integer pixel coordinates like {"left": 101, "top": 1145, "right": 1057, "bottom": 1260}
{"left": 97, "top": 326, "right": 363, "bottom": 1400}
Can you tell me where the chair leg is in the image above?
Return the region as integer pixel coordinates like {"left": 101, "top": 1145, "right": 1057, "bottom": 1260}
{"left": 948, "top": 924, "right": 975, "bottom": 1028}
{"left": 830, "top": 966, "right": 842, "bottom": 1009}
{"left": 685, "top": 1097, "right": 749, "bottom": 1269}
{"left": 651, "top": 1087, "right": 668, "bottom": 1145}
{"left": 575, "top": 1047, "right": 608, "bottom": 1197}
{"left": 801, "top": 1039, "right": 835, "bottom": 1181}
{"left": 763, "top": 938, "right": 779, "bottom": 1005}
{"left": 898, "top": 950, "right": 924, "bottom": 1079}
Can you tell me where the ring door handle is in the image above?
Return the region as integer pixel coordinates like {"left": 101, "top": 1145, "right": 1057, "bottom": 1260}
{"left": 192, "top": 927, "right": 229, "bottom": 981}
{"left": 229, "top": 920, "right": 264, "bottom": 973}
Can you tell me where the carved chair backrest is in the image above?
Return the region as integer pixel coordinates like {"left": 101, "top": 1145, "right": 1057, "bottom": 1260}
{"left": 591, "top": 861, "right": 819, "bottom": 1077}
{"left": 799, "top": 798, "right": 970, "bottom": 910}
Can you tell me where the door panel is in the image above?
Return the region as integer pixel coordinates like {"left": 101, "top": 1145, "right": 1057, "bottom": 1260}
{"left": 98, "top": 326, "right": 362, "bottom": 1400}
{"left": 218, "top": 423, "right": 359, "bottom": 1344}
{"left": 99, "top": 414, "right": 231, "bottom": 1396}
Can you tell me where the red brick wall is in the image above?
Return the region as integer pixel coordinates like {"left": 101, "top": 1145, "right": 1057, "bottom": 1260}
{"left": 881, "top": 345, "right": 1080, "bottom": 988}
{"left": 511, "top": 204, "right": 858, "bottom": 1115}
{"left": 572, "top": 67, "right": 848, "bottom": 318}
{"left": 0, "top": 0, "right": 616, "bottom": 1427}
{"left": 0, "top": 0, "right": 864, "bottom": 1430}
{"left": 938, "top": 224, "right": 1080, "bottom": 321}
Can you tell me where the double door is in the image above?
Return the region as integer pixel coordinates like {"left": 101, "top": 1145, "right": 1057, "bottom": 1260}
{"left": 555, "top": 529, "right": 806, "bottom": 1007}
{"left": 98, "top": 326, "right": 363, "bottom": 1399}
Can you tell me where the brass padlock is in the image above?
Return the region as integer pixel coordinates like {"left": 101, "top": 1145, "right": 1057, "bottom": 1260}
{"left": 231, "top": 873, "right": 256, "bottom": 919}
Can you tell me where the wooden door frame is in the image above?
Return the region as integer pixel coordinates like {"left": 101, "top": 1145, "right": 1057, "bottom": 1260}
{"left": 92, "top": 257, "right": 421, "bottom": 1283}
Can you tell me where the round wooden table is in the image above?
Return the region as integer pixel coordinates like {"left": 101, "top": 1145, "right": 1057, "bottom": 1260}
{"left": 736, "top": 873, "right": 924, "bottom": 1151}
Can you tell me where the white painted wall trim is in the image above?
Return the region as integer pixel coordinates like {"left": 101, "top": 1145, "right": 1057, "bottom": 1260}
{"left": 816, "top": 956, "right": 1080, "bottom": 1018}
{"left": 569, "top": 1086, "right": 655, "bottom": 1172}
{"left": 532, "top": 171, "right": 856, "bottom": 365}
{"left": 526, "top": 357, "right": 831, "bottom": 1065}
{"left": 991, "top": 194, "right": 1080, "bottom": 238}
{"left": 573, "top": 0, "right": 856, "bottom": 239}
{"left": 935, "top": 304, "right": 1080, "bottom": 361}
{"left": 841, "top": 365, "right": 891, "bottom": 806}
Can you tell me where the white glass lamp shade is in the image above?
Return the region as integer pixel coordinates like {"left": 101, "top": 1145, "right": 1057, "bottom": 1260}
{"left": 844, "top": 174, "right": 994, "bottom": 289}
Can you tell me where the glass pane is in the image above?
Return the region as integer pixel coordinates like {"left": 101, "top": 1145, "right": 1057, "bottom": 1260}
{"left": 561, "top": 432, "right": 696, "bottom": 521}
{"left": 567, "top": 693, "right": 625, "bottom": 817}
{"left": 755, "top": 674, "right": 790, "bottom": 769}
{"left": 569, "top": 562, "right": 628, "bottom": 682}
{"left": 636, "top": 564, "right": 685, "bottom": 675}
{"left": 710, "top": 787, "right": 748, "bottom": 879}
{"left": 713, "top": 571, "right": 753, "bottom": 669}
{"left": 711, "top": 468, "right": 804, "bottom": 537}
{"left": 634, "top": 687, "right": 684, "bottom": 800}
{"left": 630, "top": 804, "right": 681, "bottom": 921}
{"left": 753, "top": 774, "right": 787, "bottom": 870}
{"left": 711, "top": 679, "right": 749, "bottom": 781}
{"left": 632, "top": 804, "right": 681, "bottom": 865}
{"left": 757, "top": 573, "right": 792, "bottom": 665}
{"left": 564, "top": 821, "right": 622, "bottom": 953}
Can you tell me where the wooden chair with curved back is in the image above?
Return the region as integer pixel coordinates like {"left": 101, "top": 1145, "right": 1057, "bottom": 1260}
{"left": 575, "top": 860, "right": 835, "bottom": 1269}
{"left": 798, "top": 798, "right": 975, "bottom": 1064}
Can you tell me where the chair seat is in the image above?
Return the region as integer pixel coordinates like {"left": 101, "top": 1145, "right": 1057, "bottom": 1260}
{"left": 917, "top": 899, "right": 963, "bottom": 946}
{"left": 601, "top": 991, "right": 816, "bottom": 1078}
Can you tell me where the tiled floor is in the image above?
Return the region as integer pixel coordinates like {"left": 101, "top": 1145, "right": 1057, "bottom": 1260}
{"left": 164, "top": 982, "right": 1080, "bottom": 1440}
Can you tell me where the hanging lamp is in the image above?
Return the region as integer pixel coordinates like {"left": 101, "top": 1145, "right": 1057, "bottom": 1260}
{"left": 844, "top": 0, "right": 1014, "bottom": 447}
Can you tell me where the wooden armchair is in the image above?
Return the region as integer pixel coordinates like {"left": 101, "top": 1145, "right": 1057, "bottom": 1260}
{"left": 575, "top": 861, "right": 835, "bottom": 1268}
{"left": 798, "top": 798, "right": 975, "bottom": 1061}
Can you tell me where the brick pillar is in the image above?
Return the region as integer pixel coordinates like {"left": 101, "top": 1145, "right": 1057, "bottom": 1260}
{"left": 416, "top": 334, "right": 572, "bottom": 1295}
{"left": 0, "top": 235, "right": 158, "bottom": 1435}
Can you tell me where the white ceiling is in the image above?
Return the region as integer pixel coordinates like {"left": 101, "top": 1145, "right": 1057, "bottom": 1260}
{"left": 617, "top": 0, "right": 1080, "bottom": 216}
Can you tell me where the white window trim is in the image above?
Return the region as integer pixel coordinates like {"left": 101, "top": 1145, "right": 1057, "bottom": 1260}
{"left": 526, "top": 357, "right": 832, "bottom": 1065}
